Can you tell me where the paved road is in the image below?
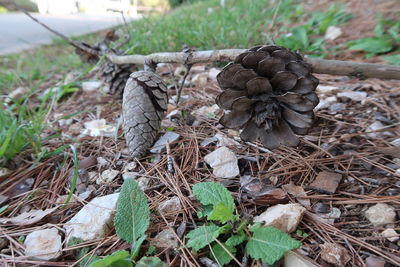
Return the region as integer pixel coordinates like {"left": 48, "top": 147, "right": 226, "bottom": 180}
{"left": 0, "top": 13, "right": 132, "bottom": 55}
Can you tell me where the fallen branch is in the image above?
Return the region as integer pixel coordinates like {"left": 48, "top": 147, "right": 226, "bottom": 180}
{"left": 107, "top": 49, "right": 400, "bottom": 80}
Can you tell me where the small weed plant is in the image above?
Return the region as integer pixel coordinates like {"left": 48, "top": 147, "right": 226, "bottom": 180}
{"left": 83, "top": 180, "right": 301, "bottom": 266}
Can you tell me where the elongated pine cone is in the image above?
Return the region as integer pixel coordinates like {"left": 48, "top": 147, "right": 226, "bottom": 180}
{"left": 216, "top": 45, "right": 319, "bottom": 149}
{"left": 122, "top": 71, "right": 168, "bottom": 158}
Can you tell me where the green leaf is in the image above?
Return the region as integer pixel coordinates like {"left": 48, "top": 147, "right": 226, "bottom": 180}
{"left": 208, "top": 202, "right": 237, "bottom": 223}
{"left": 210, "top": 243, "right": 237, "bottom": 266}
{"left": 186, "top": 224, "right": 223, "bottom": 251}
{"left": 197, "top": 204, "right": 214, "bottom": 218}
{"left": 246, "top": 227, "right": 302, "bottom": 265}
{"left": 347, "top": 37, "right": 393, "bottom": 54}
{"left": 131, "top": 235, "right": 147, "bottom": 260}
{"left": 193, "top": 182, "right": 235, "bottom": 222}
{"left": 114, "top": 179, "right": 150, "bottom": 243}
{"left": 88, "top": 250, "right": 132, "bottom": 267}
{"left": 383, "top": 54, "right": 400, "bottom": 66}
{"left": 136, "top": 257, "right": 167, "bottom": 267}
{"left": 225, "top": 232, "right": 246, "bottom": 247}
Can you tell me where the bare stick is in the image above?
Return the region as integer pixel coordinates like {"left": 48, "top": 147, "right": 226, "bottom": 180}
{"left": 107, "top": 49, "right": 400, "bottom": 80}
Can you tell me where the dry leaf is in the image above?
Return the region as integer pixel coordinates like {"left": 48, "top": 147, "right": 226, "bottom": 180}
{"left": 0, "top": 207, "right": 58, "bottom": 225}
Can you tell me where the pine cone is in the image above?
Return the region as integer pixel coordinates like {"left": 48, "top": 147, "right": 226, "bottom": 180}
{"left": 100, "top": 61, "right": 136, "bottom": 97}
{"left": 216, "top": 45, "right": 319, "bottom": 149}
{"left": 122, "top": 71, "right": 168, "bottom": 158}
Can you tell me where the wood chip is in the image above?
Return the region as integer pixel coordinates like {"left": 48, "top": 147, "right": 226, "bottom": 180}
{"left": 308, "top": 171, "right": 342, "bottom": 194}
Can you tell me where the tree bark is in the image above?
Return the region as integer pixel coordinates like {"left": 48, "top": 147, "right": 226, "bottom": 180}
{"left": 107, "top": 49, "right": 400, "bottom": 80}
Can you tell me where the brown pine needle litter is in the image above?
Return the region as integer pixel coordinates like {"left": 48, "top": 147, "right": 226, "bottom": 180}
{"left": 1, "top": 65, "right": 399, "bottom": 266}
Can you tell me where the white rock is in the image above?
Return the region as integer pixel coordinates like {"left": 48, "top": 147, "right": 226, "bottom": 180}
{"left": 5, "top": 87, "right": 29, "bottom": 104}
{"left": 122, "top": 172, "right": 139, "bottom": 181}
{"left": 191, "top": 73, "right": 208, "bottom": 86}
{"left": 315, "top": 96, "right": 337, "bottom": 110}
{"left": 390, "top": 138, "right": 400, "bottom": 146}
{"left": 137, "top": 177, "right": 151, "bottom": 191}
{"left": 325, "top": 26, "right": 342, "bottom": 41}
{"left": 0, "top": 168, "right": 11, "bottom": 178}
{"left": 64, "top": 193, "right": 119, "bottom": 241}
{"left": 83, "top": 119, "right": 116, "bottom": 137}
{"left": 193, "top": 104, "right": 220, "bottom": 117}
{"left": 284, "top": 251, "right": 317, "bottom": 267}
{"left": 337, "top": 91, "right": 367, "bottom": 102}
{"left": 367, "top": 121, "right": 393, "bottom": 138}
{"left": 97, "top": 169, "right": 119, "bottom": 184}
{"left": 208, "top": 68, "right": 220, "bottom": 79}
{"left": 174, "top": 66, "right": 187, "bottom": 77}
{"left": 82, "top": 81, "right": 102, "bottom": 92}
{"left": 151, "top": 229, "right": 178, "bottom": 249}
{"left": 24, "top": 228, "right": 62, "bottom": 260}
{"left": 215, "top": 133, "right": 241, "bottom": 148}
{"left": 253, "top": 203, "right": 306, "bottom": 233}
{"left": 365, "top": 203, "right": 396, "bottom": 226}
{"left": 150, "top": 132, "right": 180, "bottom": 153}
{"left": 320, "top": 243, "right": 351, "bottom": 267}
{"left": 158, "top": 196, "right": 181, "bottom": 216}
{"left": 97, "top": 157, "right": 108, "bottom": 166}
{"left": 124, "top": 162, "right": 137, "bottom": 172}
{"left": 204, "top": 146, "right": 240, "bottom": 178}
{"left": 381, "top": 228, "right": 399, "bottom": 242}
{"left": 317, "top": 85, "right": 340, "bottom": 93}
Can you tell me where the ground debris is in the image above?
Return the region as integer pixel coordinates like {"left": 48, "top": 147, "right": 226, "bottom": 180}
{"left": 308, "top": 171, "right": 342, "bottom": 194}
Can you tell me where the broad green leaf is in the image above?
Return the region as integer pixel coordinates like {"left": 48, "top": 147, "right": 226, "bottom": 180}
{"left": 246, "top": 227, "right": 302, "bottom": 265}
{"left": 208, "top": 202, "right": 237, "bottom": 223}
{"left": 131, "top": 235, "right": 147, "bottom": 260}
{"left": 136, "top": 257, "right": 167, "bottom": 267}
{"left": 225, "top": 232, "right": 246, "bottom": 247}
{"left": 186, "top": 224, "right": 222, "bottom": 251}
{"left": 347, "top": 37, "right": 393, "bottom": 54}
{"left": 114, "top": 179, "right": 150, "bottom": 243}
{"left": 197, "top": 204, "right": 213, "bottom": 218}
{"left": 210, "top": 243, "right": 237, "bottom": 266}
{"left": 89, "top": 250, "right": 132, "bottom": 267}
{"left": 193, "top": 182, "right": 235, "bottom": 222}
{"left": 383, "top": 54, "right": 400, "bottom": 66}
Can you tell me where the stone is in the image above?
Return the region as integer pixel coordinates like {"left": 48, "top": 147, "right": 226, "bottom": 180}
{"left": 24, "top": 228, "right": 62, "bottom": 260}
{"left": 315, "top": 96, "right": 337, "bottom": 110}
{"left": 83, "top": 119, "right": 116, "bottom": 137}
{"left": 308, "top": 171, "right": 342, "bottom": 194}
{"left": 122, "top": 172, "right": 139, "bottom": 180}
{"left": 0, "top": 195, "right": 8, "bottom": 206}
{"left": 64, "top": 193, "right": 119, "bottom": 241}
{"left": 158, "top": 196, "right": 181, "bottom": 216}
{"left": 329, "top": 103, "right": 346, "bottom": 113}
{"left": 200, "top": 136, "right": 218, "bottom": 147}
{"left": 191, "top": 73, "right": 208, "bottom": 86}
{"left": 325, "top": 26, "right": 342, "bottom": 40}
{"left": 137, "top": 177, "right": 151, "bottom": 191}
{"left": 151, "top": 228, "right": 178, "bottom": 249}
{"left": 320, "top": 243, "right": 350, "bottom": 267}
{"left": 381, "top": 228, "right": 399, "bottom": 242}
{"left": 174, "top": 66, "right": 187, "bottom": 77}
{"left": 253, "top": 203, "right": 306, "bottom": 233}
{"left": 97, "top": 157, "right": 109, "bottom": 166}
{"left": 284, "top": 251, "right": 317, "bottom": 267}
{"left": 208, "top": 68, "right": 220, "bottom": 79}
{"left": 365, "top": 203, "right": 396, "bottom": 226}
{"left": 390, "top": 138, "right": 400, "bottom": 146}
{"left": 0, "top": 168, "right": 11, "bottom": 178}
{"left": 82, "top": 81, "right": 102, "bottom": 92}
{"left": 204, "top": 146, "right": 240, "bottom": 178}
{"left": 214, "top": 133, "right": 241, "bottom": 148}
{"left": 193, "top": 104, "right": 220, "bottom": 118}
{"left": 5, "top": 87, "right": 29, "bottom": 104}
{"left": 365, "top": 256, "right": 386, "bottom": 267}
{"left": 337, "top": 91, "right": 367, "bottom": 102}
{"left": 124, "top": 162, "right": 137, "bottom": 172}
{"left": 97, "top": 169, "right": 119, "bottom": 184}
{"left": 317, "top": 85, "right": 340, "bottom": 93}
{"left": 150, "top": 132, "right": 180, "bottom": 153}
{"left": 319, "top": 207, "right": 341, "bottom": 224}
{"left": 367, "top": 121, "right": 393, "bottom": 138}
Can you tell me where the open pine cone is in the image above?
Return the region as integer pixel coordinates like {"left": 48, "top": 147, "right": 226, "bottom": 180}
{"left": 216, "top": 45, "right": 319, "bottom": 149}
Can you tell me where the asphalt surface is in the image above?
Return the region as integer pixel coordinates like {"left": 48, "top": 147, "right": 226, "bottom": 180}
{"left": 0, "top": 13, "right": 131, "bottom": 55}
